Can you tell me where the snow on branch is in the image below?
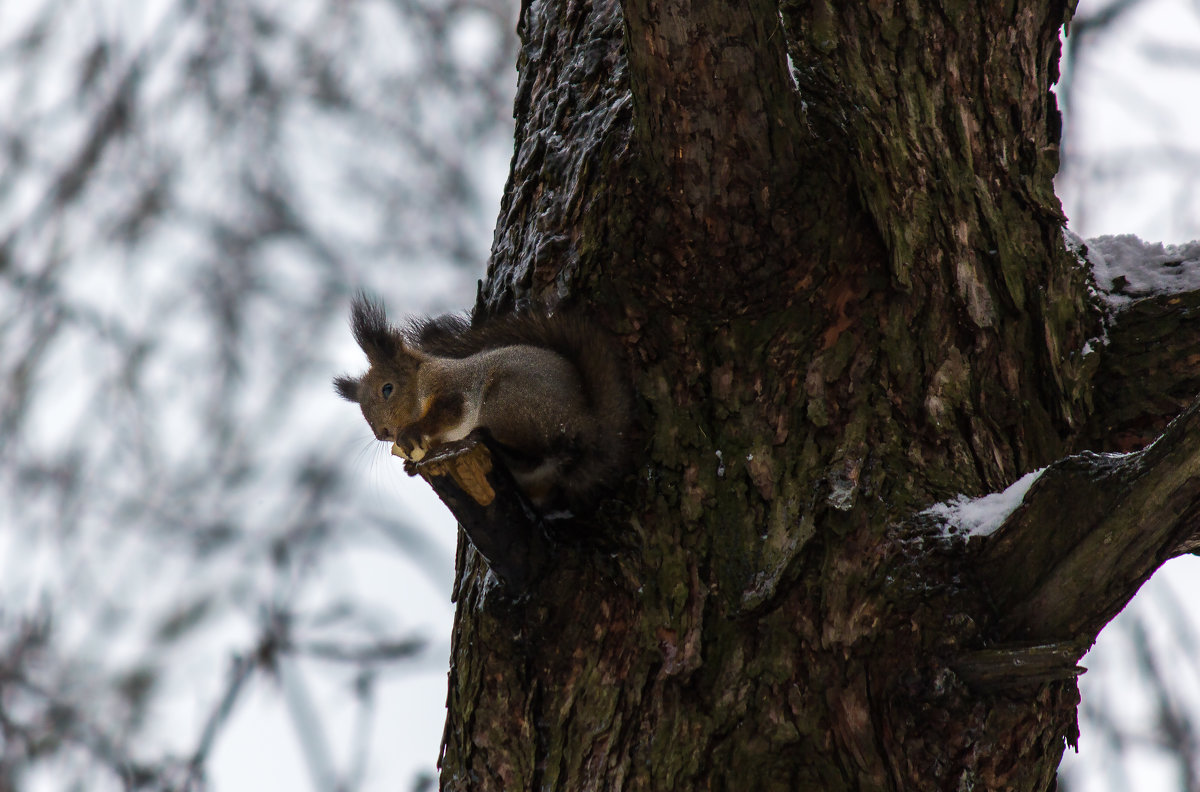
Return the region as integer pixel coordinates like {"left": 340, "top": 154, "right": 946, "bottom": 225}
{"left": 923, "top": 468, "right": 1046, "bottom": 539}
{"left": 1067, "top": 230, "right": 1200, "bottom": 311}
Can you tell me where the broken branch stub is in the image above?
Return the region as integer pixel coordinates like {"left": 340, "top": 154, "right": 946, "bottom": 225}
{"left": 403, "top": 431, "right": 547, "bottom": 592}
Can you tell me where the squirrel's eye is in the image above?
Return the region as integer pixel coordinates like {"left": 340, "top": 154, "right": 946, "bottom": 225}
{"left": 381, "top": 383, "right": 394, "bottom": 399}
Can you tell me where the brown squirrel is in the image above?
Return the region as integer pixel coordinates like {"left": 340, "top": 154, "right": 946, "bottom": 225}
{"left": 334, "top": 293, "right": 632, "bottom": 510}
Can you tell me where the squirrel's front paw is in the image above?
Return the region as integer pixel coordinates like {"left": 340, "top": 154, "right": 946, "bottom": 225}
{"left": 393, "top": 431, "right": 429, "bottom": 462}
{"left": 390, "top": 443, "right": 426, "bottom": 476}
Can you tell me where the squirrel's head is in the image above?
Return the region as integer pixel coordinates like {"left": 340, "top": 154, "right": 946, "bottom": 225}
{"left": 334, "top": 293, "right": 423, "bottom": 442}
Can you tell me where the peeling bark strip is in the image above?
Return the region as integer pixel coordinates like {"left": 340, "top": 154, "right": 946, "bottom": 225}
{"left": 434, "top": 0, "right": 1195, "bottom": 790}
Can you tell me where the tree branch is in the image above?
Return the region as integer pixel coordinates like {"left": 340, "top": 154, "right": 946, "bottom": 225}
{"left": 1081, "top": 290, "right": 1200, "bottom": 453}
{"left": 979, "top": 396, "right": 1200, "bottom": 643}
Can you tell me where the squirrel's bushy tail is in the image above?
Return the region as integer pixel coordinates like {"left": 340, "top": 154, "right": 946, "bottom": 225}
{"left": 532, "top": 313, "right": 633, "bottom": 503}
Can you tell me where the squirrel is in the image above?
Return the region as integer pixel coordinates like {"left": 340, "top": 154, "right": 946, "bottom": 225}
{"left": 334, "top": 293, "right": 633, "bottom": 511}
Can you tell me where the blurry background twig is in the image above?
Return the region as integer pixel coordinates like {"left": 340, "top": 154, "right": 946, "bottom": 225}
{"left": 0, "top": 0, "right": 515, "bottom": 789}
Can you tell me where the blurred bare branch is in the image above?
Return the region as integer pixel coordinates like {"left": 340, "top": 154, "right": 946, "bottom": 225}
{"left": 1058, "top": 0, "right": 1200, "bottom": 242}
{"left": 0, "top": 0, "right": 515, "bottom": 788}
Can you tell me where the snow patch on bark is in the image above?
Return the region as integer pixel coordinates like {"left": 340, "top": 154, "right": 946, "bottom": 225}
{"left": 1078, "top": 232, "right": 1200, "bottom": 310}
{"left": 924, "top": 468, "right": 1046, "bottom": 539}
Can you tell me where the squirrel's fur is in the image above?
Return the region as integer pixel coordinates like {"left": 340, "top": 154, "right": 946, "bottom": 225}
{"left": 334, "top": 293, "right": 632, "bottom": 511}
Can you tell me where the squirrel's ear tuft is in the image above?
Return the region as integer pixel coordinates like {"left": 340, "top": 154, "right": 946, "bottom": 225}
{"left": 350, "top": 291, "right": 401, "bottom": 362}
{"left": 333, "top": 375, "right": 361, "bottom": 402}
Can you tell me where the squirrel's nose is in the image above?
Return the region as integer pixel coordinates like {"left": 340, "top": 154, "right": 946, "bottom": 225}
{"left": 374, "top": 426, "right": 393, "bottom": 442}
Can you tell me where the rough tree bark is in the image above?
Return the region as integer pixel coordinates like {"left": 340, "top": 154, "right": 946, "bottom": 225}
{"left": 429, "top": 1, "right": 1200, "bottom": 790}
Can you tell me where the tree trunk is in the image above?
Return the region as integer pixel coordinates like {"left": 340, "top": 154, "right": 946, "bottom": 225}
{"left": 435, "top": 1, "right": 1200, "bottom": 789}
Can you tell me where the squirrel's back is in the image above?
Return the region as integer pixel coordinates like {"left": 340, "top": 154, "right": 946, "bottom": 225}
{"left": 408, "top": 309, "right": 634, "bottom": 509}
